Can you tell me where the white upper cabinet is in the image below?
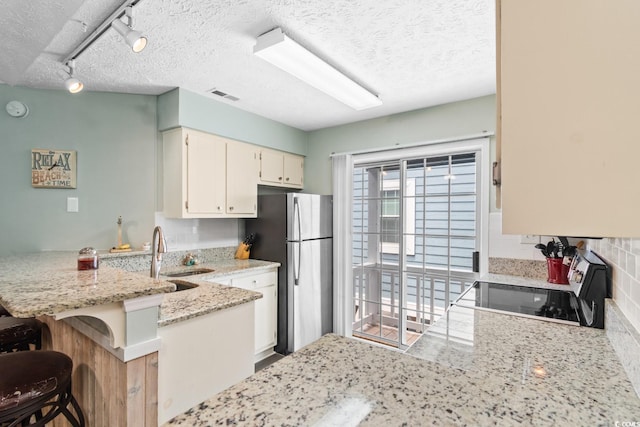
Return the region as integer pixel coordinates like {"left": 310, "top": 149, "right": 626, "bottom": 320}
{"left": 259, "top": 148, "right": 304, "bottom": 189}
{"left": 282, "top": 153, "right": 304, "bottom": 187}
{"left": 259, "top": 149, "right": 285, "bottom": 185}
{"left": 163, "top": 128, "right": 257, "bottom": 218}
{"left": 226, "top": 141, "right": 258, "bottom": 215}
{"left": 186, "top": 130, "right": 226, "bottom": 215}
{"left": 498, "top": 0, "right": 640, "bottom": 237}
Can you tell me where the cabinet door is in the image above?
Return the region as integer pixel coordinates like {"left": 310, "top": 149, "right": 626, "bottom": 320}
{"left": 254, "top": 283, "right": 277, "bottom": 353}
{"left": 226, "top": 142, "right": 258, "bottom": 215}
{"left": 186, "top": 130, "right": 226, "bottom": 214}
{"left": 229, "top": 271, "right": 278, "bottom": 357}
{"left": 259, "top": 149, "right": 284, "bottom": 185}
{"left": 283, "top": 153, "right": 304, "bottom": 188}
{"left": 499, "top": 0, "right": 640, "bottom": 237}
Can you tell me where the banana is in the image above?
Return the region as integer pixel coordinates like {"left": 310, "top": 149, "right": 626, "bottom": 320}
{"left": 117, "top": 243, "right": 131, "bottom": 250}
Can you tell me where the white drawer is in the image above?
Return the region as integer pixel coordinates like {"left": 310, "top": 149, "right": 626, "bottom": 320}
{"left": 231, "top": 271, "right": 276, "bottom": 290}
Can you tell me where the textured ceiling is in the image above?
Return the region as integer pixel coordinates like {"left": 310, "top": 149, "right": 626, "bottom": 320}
{"left": 0, "top": 0, "right": 496, "bottom": 131}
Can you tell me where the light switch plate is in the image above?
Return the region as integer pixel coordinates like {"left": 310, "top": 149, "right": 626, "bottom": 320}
{"left": 67, "top": 197, "right": 79, "bottom": 212}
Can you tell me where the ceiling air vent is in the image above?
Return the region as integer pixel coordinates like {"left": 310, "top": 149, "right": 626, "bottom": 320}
{"left": 208, "top": 88, "right": 239, "bottom": 102}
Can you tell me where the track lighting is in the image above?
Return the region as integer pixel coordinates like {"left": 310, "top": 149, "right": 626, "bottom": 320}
{"left": 60, "top": 0, "right": 147, "bottom": 92}
{"left": 64, "top": 61, "right": 83, "bottom": 94}
{"left": 111, "top": 7, "right": 147, "bottom": 53}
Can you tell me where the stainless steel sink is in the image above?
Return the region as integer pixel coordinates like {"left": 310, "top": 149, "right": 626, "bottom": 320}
{"left": 167, "top": 279, "right": 199, "bottom": 292}
{"left": 164, "top": 268, "right": 215, "bottom": 277}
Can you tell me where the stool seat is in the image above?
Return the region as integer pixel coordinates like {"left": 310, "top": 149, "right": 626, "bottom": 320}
{"left": 0, "top": 317, "right": 42, "bottom": 353}
{"left": 0, "top": 351, "right": 85, "bottom": 426}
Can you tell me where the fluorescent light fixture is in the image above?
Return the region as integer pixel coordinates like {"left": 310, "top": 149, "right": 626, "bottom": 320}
{"left": 64, "top": 61, "right": 83, "bottom": 94}
{"left": 254, "top": 28, "right": 381, "bottom": 110}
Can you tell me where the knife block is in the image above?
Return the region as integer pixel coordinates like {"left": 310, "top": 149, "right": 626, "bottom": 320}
{"left": 235, "top": 243, "right": 250, "bottom": 260}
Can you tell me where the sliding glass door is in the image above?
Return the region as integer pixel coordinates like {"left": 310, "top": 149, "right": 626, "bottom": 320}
{"left": 351, "top": 151, "right": 479, "bottom": 348}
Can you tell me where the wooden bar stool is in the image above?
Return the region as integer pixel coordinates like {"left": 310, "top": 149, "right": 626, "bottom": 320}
{"left": 0, "top": 350, "right": 85, "bottom": 427}
{"left": 0, "top": 317, "right": 42, "bottom": 353}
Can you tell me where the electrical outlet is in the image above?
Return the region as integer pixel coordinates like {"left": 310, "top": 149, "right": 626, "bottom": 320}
{"left": 520, "top": 234, "right": 539, "bottom": 244}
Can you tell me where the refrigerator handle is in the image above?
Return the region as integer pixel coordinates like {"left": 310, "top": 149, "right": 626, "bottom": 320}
{"left": 293, "top": 241, "right": 301, "bottom": 286}
{"left": 294, "top": 197, "right": 301, "bottom": 285}
{"left": 293, "top": 197, "right": 301, "bottom": 242}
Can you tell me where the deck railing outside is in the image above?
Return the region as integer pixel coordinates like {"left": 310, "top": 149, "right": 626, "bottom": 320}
{"left": 352, "top": 262, "right": 475, "bottom": 347}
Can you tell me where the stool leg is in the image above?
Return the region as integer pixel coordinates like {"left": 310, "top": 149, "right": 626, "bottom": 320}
{"left": 53, "top": 385, "right": 84, "bottom": 427}
{"left": 63, "top": 393, "right": 85, "bottom": 427}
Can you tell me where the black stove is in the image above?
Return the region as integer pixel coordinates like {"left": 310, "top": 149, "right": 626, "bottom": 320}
{"left": 455, "top": 281, "right": 581, "bottom": 325}
{"left": 455, "top": 249, "right": 610, "bottom": 328}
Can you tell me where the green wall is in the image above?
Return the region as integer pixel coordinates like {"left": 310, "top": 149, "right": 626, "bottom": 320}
{"left": 0, "top": 85, "right": 158, "bottom": 255}
{"left": 0, "top": 82, "right": 495, "bottom": 256}
{"left": 304, "top": 95, "right": 497, "bottom": 196}
{"left": 158, "top": 88, "right": 308, "bottom": 155}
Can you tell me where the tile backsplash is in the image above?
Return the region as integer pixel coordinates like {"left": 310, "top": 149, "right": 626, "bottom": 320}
{"left": 154, "top": 212, "right": 241, "bottom": 251}
{"left": 589, "top": 238, "right": 640, "bottom": 334}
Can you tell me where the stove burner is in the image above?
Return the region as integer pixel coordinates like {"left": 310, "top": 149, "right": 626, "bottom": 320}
{"left": 455, "top": 281, "right": 581, "bottom": 325}
{"left": 534, "top": 305, "right": 570, "bottom": 320}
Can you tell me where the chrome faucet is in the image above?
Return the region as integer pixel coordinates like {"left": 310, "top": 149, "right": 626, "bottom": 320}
{"left": 150, "top": 226, "right": 167, "bottom": 279}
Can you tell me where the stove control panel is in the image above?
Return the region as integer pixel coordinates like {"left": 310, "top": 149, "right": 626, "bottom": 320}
{"left": 568, "top": 249, "right": 609, "bottom": 300}
{"left": 568, "top": 253, "right": 589, "bottom": 294}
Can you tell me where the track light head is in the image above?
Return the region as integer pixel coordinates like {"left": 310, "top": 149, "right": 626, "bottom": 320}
{"left": 111, "top": 18, "right": 147, "bottom": 53}
{"left": 65, "top": 77, "right": 84, "bottom": 94}
{"left": 64, "top": 61, "right": 84, "bottom": 94}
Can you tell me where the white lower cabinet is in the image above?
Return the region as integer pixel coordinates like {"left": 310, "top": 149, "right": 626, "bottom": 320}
{"left": 208, "top": 269, "right": 278, "bottom": 362}
{"left": 157, "top": 301, "right": 254, "bottom": 424}
{"left": 252, "top": 280, "right": 277, "bottom": 356}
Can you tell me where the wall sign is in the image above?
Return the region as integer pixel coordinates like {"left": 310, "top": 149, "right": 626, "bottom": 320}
{"left": 31, "top": 149, "right": 77, "bottom": 189}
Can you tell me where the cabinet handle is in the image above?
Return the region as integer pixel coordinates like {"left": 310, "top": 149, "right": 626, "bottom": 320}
{"left": 285, "top": 177, "right": 290, "bottom": 181}
{"left": 229, "top": 206, "right": 234, "bottom": 211}
{"left": 217, "top": 206, "right": 221, "bottom": 210}
{"left": 278, "top": 176, "right": 282, "bottom": 181}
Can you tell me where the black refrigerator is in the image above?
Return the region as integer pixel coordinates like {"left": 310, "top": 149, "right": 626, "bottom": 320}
{"left": 246, "top": 193, "right": 333, "bottom": 354}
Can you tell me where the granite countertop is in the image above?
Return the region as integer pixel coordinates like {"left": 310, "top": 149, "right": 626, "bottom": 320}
{"left": 166, "top": 273, "right": 640, "bottom": 426}
{"left": 160, "top": 258, "right": 279, "bottom": 280}
{"left": 0, "top": 251, "right": 278, "bottom": 324}
{"left": 166, "top": 331, "right": 640, "bottom": 426}
{"left": 479, "top": 272, "right": 572, "bottom": 291}
{"left": 0, "top": 252, "right": 174, "bottom": 317}
{"left": 157, "top": 259, "right": 279, "bottom": 327}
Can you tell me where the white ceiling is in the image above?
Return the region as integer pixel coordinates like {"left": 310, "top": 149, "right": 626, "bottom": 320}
{"left": 0, "top": 0, "right": 496, "bottom": 131}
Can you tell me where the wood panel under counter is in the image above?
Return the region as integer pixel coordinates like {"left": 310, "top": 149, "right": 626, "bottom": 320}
{"left": 39, "top": 315, "right": 159, "bottom": 427}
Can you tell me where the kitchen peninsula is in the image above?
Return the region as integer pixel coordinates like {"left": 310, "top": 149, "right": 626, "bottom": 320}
{"left": 167, "top": 307, "right": 640, "bottom": 425}
{"left": 0, "top": 251, "right": 277, "bottom": 426}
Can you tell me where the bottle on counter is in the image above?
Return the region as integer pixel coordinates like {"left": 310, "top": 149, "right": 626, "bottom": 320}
{"left": 77, "top": 247, "right": 99, "bottom": 270}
